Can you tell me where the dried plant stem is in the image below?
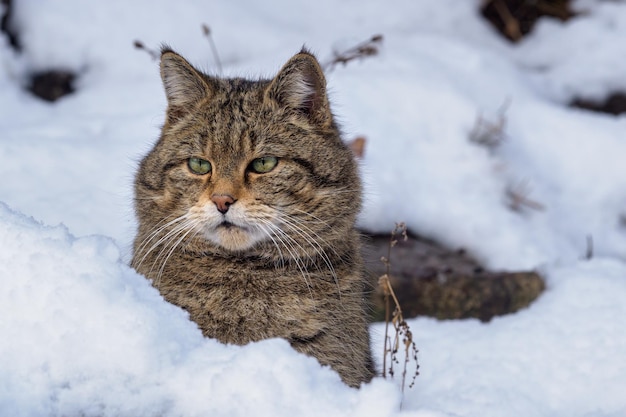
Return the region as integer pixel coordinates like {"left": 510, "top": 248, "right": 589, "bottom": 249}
{"left": 379, "top": 223, "right": 419, "bottom": 396}
{"left": 491, "top": 0, "right": 522, "bottom": 41}
{"left": 469, "top": 98, "right": 510, "bottom": 150}
{"left": 133, "top": 40, "right": 159, "bottom": 61}
{"left": 382, "top": 275, "right": 391, "bottom": 378}
{"left": 323, "top": 34, "right": 383, "bottom": 71}
{"left": 505, "top": 180, "right": 545, "bottom": 212}
{"left": 202, "top": 24, "right": 223, "bottom": 75}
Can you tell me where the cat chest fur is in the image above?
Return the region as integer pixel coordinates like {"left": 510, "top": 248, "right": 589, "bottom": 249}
{"left": 156, "top": 257, "right": 335, "bottom": 345}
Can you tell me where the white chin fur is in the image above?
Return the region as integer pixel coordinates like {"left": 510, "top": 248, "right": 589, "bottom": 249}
{"left": 191, "top": 203, "right": 271, "bottom": 251}
{"left": 205, "top": 225, "right": 264, "bottom": 251}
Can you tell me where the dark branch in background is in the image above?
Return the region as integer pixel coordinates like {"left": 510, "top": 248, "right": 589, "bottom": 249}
{"left": 201, "top": 24, "right": 222, "bottom": 75}
{"left": 481, "top": 0, "right": 576, "bottom": 43}
{"left": 1, "top": 0, "right": 76, "bottom": 102}
{"left": 133, "top": 40, "right": 159, "bottom": 61}
{"left": 133, "top": 25, "right": 222, "bottom": 74}
{"left": 491, "top": 0, "right": 522, "bottom": 41}
{"left": 0, "top": 0, "right": 20, "bottom": 51}
{"left": 323, "top": 34, "right": 383, "bottom": 71}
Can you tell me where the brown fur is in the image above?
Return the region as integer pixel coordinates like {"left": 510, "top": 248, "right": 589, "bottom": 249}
{"left": 131, "top": 47, "right": 375, "bottom": 387}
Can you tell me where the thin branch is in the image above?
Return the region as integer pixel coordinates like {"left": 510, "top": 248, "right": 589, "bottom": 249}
{"left": 323, "top": 34, "right": 383, "bottom": 71}
{"left": 505, "top": 180, "right": 545, "bottom": 212}
{"left": 201, "top": 24, "right": 223, "bottom": 75}
{"left": 493, "top": 0, "right": 522, "bottom": 41}
{"left": 133, "top": 40, "right": 159, "bottom": 61}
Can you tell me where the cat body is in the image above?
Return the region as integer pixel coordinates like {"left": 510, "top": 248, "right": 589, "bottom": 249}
{"left": 132, "top": 48, "right": 375, "bottom": 387}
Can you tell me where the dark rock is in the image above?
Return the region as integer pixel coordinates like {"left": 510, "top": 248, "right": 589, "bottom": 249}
{"left": 363, "top": 232, "right": 545, "bottom": 322}
{"left": 571, "top": 93, "right": 626, "bottom": 116}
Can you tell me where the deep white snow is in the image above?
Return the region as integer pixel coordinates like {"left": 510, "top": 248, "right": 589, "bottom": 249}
{"left": 1, "top": 0, "right": 625, "bottom": 416}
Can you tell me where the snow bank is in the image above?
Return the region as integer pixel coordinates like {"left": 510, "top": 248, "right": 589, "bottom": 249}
{"left": 0, "top": 203, "right": 404, "bottom": 417}
{"left": 375, "top": 257, "right": 626, "bottom": 416}
{"left": 3, "top": 201, "right": 626, "bottom": 417}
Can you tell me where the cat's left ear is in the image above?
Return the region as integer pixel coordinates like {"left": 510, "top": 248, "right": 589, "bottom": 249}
{"left": 266, "top": 50, "right": 332, "bottom": 127}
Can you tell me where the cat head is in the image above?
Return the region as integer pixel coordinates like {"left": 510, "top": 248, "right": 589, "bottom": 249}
{"left": 134, "top": 48, "right": 361, "bottom": 258}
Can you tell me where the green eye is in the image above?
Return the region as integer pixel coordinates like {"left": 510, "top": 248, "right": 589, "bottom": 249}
{"left": 250, "top": 156, "right": 278, "bottom": 173}
{"left": 188, "top": 157, "right": 212, "bottom": 175}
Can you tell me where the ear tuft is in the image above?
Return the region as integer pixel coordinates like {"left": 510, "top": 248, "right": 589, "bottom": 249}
{"left": 267, "top": 51, "right": 332, "bottom": 126}
{"left": 160, "top": 49, "right": 211, "bottom": 109}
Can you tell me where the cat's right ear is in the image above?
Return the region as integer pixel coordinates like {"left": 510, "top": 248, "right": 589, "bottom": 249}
{"left": 266, "top": 50, "right": 332, "bottom": 127}
{"left": 160, "top": 48, "right": 212, "bottom": 122}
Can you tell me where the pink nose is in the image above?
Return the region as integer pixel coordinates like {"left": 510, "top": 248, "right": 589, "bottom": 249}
{"left": 211, "top": 194, "right": 236, "bottom": 214}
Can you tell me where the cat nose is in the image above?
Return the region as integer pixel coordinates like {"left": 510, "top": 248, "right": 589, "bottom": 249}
{"left": 211, "top": 194, "right": 236, "bottom": 214}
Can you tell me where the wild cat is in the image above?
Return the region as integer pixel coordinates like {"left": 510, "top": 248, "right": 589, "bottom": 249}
{"left": 131, "top": 47, "right": 375, "bottom": 387}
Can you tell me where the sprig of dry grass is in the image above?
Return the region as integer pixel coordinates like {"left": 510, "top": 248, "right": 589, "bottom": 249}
{"left": 201, "top": 24, "right": 223, "bottom": 75}
{"left": 379, "top": 222, "right": 419, "bottom": 395}
{"left": 484, "top": 0, "right": 522, "bottom": 41}
{"left": 133, "top": 40, "right": 159, "bottom": 61}
{"left": 505, "top": 179, "right": 545, "bottom": 212}
{"left": 323, "top": 34, "right": 383, "bottom": 71}
{"left": 469, "top": 99, "right": 510, "bottom": 150}
{"left": 134, "top": 24, "right": 222, "bottom": 73}
{"left": 468, "top": 102, "right": 546, "bottom": 214}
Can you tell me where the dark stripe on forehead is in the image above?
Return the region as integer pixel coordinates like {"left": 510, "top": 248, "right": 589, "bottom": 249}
{"left": 247, "top": 130, "right": 259, "bottom": 150}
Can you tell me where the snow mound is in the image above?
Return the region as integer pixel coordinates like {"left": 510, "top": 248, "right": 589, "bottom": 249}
{"left": 0, "top": 203, "right": 403, "bottom": 417}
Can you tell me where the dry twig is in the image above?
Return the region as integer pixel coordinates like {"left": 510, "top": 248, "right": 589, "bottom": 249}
{"left": 469, "top": 99, "right": 510, "bottom": 150}
{"left": 505, "top": 179, "right": 545, "bottom": 212}
{"left": 379, "top": 223, "right": 419, "bottom": 395}
{"left": 323, "top": 34, "right": 383, "bottom": 71}
{"left": 201, "top": 24, "right": 223, "bottom": 74}
{"left": 133, "top": 40, "right": 159, "bottom": 61}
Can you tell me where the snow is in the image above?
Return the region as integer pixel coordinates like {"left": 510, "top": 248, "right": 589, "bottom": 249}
{"left": 1, "top": 0, "right": 626, "bottom": 416}
{"left": 0, "top": 202, "right": 402, "bottom": 417}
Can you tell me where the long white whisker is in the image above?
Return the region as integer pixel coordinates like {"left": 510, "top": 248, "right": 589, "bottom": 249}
{"left": 154, "top": 220, "right": 198, "bottom": 287}
{"left": 252, "top": 221, "right": 286, "bottom": 268}
{"left": 135, "top": 215, "right": 181, "bottom": 258}
{"left": 291, "top": 208, "right": 331, "bottom": 225}
{"left": 278, "top": 214, "right": 342, "bottom": 299}
{"left": 259, "top": 219, "right": 315, "bottom": 300}
{"left": 135, "top": 216, "right": 190, "bottom": 271}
